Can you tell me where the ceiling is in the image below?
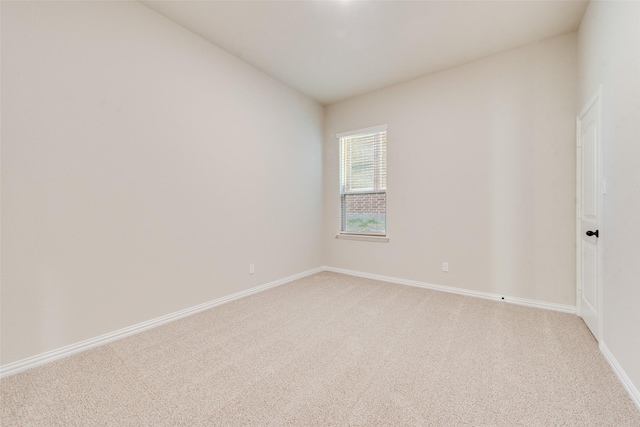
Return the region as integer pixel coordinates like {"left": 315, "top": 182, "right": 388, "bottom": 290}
{"left": 142, "top": 1, "right": 588, "bottom": 105}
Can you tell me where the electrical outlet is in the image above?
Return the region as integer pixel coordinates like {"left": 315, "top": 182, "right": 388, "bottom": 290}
{"left": 442, "top": 262, "right": 449, "bottom": 272}
{"left": 249, "top": 264, "right": 255, "bottom": 274}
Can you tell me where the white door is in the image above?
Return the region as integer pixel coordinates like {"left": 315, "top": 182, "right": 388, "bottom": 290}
{"left": 577, "top": 87, "right": 602, "bottom": 341}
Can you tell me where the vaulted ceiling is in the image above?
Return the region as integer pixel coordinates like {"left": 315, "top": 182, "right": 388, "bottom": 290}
{"left": 142, "top": 1, "right": 588, "bottom": 105}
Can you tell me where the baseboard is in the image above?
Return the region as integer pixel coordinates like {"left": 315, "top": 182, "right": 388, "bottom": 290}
{"left": 600, "top": 342, "right": 640, "bottom": 411}
{"left": 0, "top": 266, "right": 324, "bottom": 378}
{"left": 323, "top": 266, "right": 576, "bottom": 314}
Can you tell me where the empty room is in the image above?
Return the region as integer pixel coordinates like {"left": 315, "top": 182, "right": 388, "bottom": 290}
{"left": 1, "top": 0, "right": 639, "bottom": 425}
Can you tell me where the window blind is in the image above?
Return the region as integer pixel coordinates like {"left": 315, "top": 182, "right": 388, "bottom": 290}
{"left": 338, "top": 126, "right": 387, "bottom": 235}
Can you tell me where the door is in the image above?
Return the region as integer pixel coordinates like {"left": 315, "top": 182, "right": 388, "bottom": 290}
{"left": 577, "top": 87, "right": 602, "bottom": 341}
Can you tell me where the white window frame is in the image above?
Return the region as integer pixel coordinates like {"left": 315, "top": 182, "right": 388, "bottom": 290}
{"left": 336, "top": 125, "right": 389, "bottom": 242}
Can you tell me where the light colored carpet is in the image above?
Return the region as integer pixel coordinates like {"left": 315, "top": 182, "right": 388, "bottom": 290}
{"left": 2, "top": 271, "right": 639, "bottom": 426}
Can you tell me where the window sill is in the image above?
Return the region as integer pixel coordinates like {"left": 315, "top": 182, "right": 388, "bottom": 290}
{"left": 335, "top": 234, "right": 389, "bottom": 243}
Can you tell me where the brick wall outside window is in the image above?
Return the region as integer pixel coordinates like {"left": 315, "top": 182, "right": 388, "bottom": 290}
{"left": 344, "top": 193, "right": 386, "bottom": 215}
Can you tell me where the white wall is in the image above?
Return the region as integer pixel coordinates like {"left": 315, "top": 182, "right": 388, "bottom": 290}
{"left": 1, "top": 1, "right": 323, "bottom": 365}
{"left": 324, "top": 34, "right": 577, "bottom": 306}
{"left": 578, "top": 0, "right": 640, "bottom": 397}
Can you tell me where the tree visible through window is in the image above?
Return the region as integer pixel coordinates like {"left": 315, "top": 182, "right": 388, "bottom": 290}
{"left": 339, "top": 126, "right": 387, "bottom": 235}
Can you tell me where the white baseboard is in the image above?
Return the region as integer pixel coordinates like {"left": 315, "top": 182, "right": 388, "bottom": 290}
{"left": 0, "top": 266, "right": 324, "bottom": 378}
{"left": 323, "top": 266, "right": 576, "bottom": 314}
{"left": 600, "top": 342, "right": 640, "bottom": 411}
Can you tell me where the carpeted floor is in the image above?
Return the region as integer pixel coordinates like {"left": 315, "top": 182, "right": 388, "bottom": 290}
{"left": 2, "top": 271, "right": 639, "bottom": 426}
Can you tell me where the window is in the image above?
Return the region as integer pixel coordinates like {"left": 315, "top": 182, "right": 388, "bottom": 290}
{"left": 338, "top": 125, "right": 387, "bottom": 236}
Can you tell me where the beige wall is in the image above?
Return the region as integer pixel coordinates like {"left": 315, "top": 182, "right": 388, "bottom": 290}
{"left": 324, "top": 34, "right": 578, "bottom": 306}
{"left": 578, "top": 0, "right": 640, "bottom": 395}
{"left": 1, "top": 2, "right": 323, "bottom": 364}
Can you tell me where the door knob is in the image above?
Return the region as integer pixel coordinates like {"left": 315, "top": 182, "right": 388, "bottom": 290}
{"left": 586, "top": 230, "right": 599, "bottom": 238}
